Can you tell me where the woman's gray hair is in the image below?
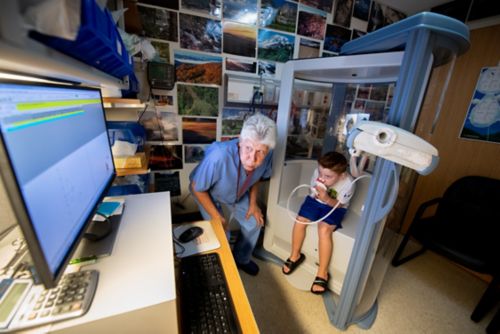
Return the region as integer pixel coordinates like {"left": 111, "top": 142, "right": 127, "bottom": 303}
{"left": 240, "top": 113, "right": 277, "bottom": 150}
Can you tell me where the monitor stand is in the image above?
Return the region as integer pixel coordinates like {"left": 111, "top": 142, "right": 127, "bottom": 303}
{"left": 75, "top": 213, "right": 123, "bottom": 259}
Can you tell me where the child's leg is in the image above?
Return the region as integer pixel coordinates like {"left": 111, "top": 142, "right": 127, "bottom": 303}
{"left": 282, "top": 217, "right": 308, "bottom": 274}
{"left": 290, "top": 217, "right": 308, "bottom": 259}
{"left": 312, "top": 222, "right": 336, "bottom": 292}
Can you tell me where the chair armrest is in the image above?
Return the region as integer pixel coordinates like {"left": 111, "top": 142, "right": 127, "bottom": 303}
{"left": 403, "top": 197, "right": 441, "bottom": 237}
{"left": 412, "top": 197, "right": 441, "bottom": 223}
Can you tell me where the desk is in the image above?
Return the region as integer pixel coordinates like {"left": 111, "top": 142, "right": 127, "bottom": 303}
{"left": 23, "top": 192, "right": 178, "bottom": 334}
{"left": 17, "top": 192, "right": 257, "bottom": 333}
{"left": 197, "top": 220, "right": 259, "bottom": 334}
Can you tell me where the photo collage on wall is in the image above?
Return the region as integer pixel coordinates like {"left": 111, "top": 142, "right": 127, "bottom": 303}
{"left": 124, "top": 0, "right": 407, "bottom": 192}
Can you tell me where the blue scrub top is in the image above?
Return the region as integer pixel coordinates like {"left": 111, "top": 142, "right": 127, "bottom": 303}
{"left": 189, "top": 139, "right": 273, "bottom": 205}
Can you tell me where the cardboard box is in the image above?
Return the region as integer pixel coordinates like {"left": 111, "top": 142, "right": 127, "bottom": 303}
{"left": 114, "top": 152, "right": 147, "bottom": 169}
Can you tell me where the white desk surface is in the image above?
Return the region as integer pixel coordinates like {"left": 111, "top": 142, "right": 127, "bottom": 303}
{"left": 47, "top": 191, "right": 176, "bottom": 332}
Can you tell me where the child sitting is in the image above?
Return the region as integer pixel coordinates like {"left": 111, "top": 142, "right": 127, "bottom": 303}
{"left": 282, "top": 151, "right": 354, "bottom": 294}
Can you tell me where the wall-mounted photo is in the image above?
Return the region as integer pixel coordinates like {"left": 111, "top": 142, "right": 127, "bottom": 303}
{"left": 257, "top": 60, "right": 276, "bottom": 77}
{"left": 177, "top": 84, "right": 219, "bottom": 117}
{"left": 139, "top": 111, "right": 180, "bottom": 142}
{"left": 356, "top": 85, "right": 370, "bottom": 99}
{"left": 152, "top": 90, "right": 175, "bottom": 112}
{"left": 353, "top": 0, "right": 371, "bottom": 21}
{"left": 136, "top": 4, "right": 178, "bottom": 42}
{"left": 260, "top": 0, "right": 297, "bottom": 33}
{"left": 149, "top": 144, "right": 183, "bottom": 171}
{"left": 300, "top": 0, "right": 334, "bottom": 13}
{"left": 382, "top": 6, "right": 406, "bottom": 26}
{"left": 150, "top": 40, "right": 170, "bottom": 63}
{"left": 225, "top": 58, "right": 257, "bottom": 73}
{"left": 352, "top": 99, "right": 366, "bottom": 112}
{"left": 297, "top": 7, "right": 326, "bottom": 40}
{"left": 460, "top": 66, "right": 500, "bottom": 143}
{"left": 174, "top": 50, "right": 222, "bottom": 85}
{"left": 298, "top": 38, "right": 320, "bottom": 59}
{"left": 153, "top": 171, "right": 181, "bottom": 196}
{"left": 367, "top": 2, "right": 384, "bottom": 32}
{"left": 184, "top": 145, "right": 206, "bottom": 163}
{"left": 324, "top": 24, "right": 352, "bottom": 53}
{"left": 221, "top": 108, "right": 249, "bottom": 136}
{"left": 182, "top": 117, "right": 217, "bottom": 144}
{"left": 181, "top": 0, "right": 221, "bottom": 17}
{"left": 370, "top": 84, "right": 389, "bottom": 101}
{"left": 258, "top": 29, "right": 295, "bottom": 63}
{"left": 365, "top": 101, "right": 387, "bottom": 121}
{"left": 223, "top": 0, "right": 258, "bottom": 25}
{"left": 333, "top": 0, "right": 354, "bottom": 28}
{"left": 223, "top": 21, "right": 257, "bottom": 58}
{"left": 179, "top": 13, "right": 222, "bottom": 53}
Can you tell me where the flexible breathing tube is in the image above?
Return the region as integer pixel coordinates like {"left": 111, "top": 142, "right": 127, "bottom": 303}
{"left": 286, "top": 174, "right": 371, "bottom": 225}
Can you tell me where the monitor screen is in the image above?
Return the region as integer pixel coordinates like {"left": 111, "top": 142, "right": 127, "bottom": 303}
{"left": 0, "top": 81, "right": 115, "bottom": 288}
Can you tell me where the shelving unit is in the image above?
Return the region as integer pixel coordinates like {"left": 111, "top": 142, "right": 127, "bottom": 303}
{"left": 103, "top": 97, "right": 146, "bottom": 121}
{"left": 0, "top": 2, "right": 126, "bottom": 91}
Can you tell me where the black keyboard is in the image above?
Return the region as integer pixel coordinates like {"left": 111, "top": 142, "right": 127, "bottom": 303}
{"left": 179, "top": 253, "right": 239, "bottom": 334}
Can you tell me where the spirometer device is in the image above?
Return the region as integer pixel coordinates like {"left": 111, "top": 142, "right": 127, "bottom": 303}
{"left": 347, "top": 120, "right": 439, "bottom": 175}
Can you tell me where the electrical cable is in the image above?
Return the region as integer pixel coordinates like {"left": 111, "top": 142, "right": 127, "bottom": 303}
{"left": 286, "top": 174, "right": 371, "bottom": 225}
{"left": 136, "top": 86, "right": 153, "bottom": 124}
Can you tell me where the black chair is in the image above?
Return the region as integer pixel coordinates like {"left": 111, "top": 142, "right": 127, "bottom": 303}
{"left": 392, "top": 175, "right": 500, "bottom": 333}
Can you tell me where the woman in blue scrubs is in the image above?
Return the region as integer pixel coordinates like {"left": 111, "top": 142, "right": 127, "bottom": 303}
{"left": 189, "top": 113, "right": 277, "bottom": 276}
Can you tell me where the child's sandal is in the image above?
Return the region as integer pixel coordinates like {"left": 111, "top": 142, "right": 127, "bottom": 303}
{"left": 282, "top": 253, "right": 306, "bottom": 275}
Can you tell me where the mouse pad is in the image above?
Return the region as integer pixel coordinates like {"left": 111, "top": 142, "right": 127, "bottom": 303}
{"left": 173, "top": 220, "right": 220, "bottom": 258}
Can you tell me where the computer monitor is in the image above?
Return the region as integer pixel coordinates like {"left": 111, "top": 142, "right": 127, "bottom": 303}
{"left": 0, "top": 80, "right": 115, "bottom": 288}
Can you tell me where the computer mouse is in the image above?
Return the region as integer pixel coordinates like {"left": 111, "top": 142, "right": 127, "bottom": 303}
{"left": 178, "top": 226, "right": 203, "bottom": 243}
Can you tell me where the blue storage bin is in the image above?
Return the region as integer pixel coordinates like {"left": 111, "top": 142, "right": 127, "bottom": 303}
{"left": 29, "top": 0, "right": 133, "bottom": 79}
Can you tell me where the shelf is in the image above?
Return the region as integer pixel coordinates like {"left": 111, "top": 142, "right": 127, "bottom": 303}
{"left": 115, "top": 167, "right": 150, "bottom": 177}
{"left": 103, "top": 98, "right": 145, "bottom": 109}
{"left": 115, "top": 150, "right": 150, "bottom": 177}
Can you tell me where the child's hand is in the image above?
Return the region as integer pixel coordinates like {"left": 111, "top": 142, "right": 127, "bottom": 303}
{"left": 314, "top": 180, "right": 328, "bottom": 201}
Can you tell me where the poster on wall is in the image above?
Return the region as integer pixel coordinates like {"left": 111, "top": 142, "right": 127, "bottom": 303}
{"left": 258, "top": 29, "right": 295, "bottom": 62}
{"left": 182, "top": 117, "right": 217, "bottom": 144}
{"left": 136, "top": 4, "right": 178, "bottom": 42}
{"left": 460, "top": 66, "right": 500, "bottom": 144}
{"left": 223, "top": 0, "right": 258, "bottom": 25}
{"left": 181, "top": 0, "right": 221, "bottom": 17}
{"left": 297, "top": 6, "right": 327, "bottom": 41}
{"left": 177, "top": 84, "right": 219, "bottom": 117}
{"left": 174, "top": 50, "right": 222, "bottom": 85}
{"left": 179, "top": 13, "right": 222, "bottom": 53}
{"left": 260, "top": 0, "right": 298, "bottom": 33}
{"left": 223, "top": 21, "right": 257, "bottom": 58}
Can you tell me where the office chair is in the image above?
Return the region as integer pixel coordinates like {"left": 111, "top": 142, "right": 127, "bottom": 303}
{"left": 391, "top": 175, "right": 500, "bottom": 333}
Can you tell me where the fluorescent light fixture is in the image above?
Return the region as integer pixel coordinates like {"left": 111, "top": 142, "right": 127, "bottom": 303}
{"left": 0, "top": 72, "right": 66, "bottom": 85}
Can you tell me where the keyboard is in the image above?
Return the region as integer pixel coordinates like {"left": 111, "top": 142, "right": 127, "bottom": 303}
{"left": 179, "top": 253, "right": 239, "bottom": 334}
{"left": 5, "top": 270, "right": 98, "bottom": 332}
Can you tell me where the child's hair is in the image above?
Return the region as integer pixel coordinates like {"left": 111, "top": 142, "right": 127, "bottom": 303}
{"left": 318, "top": 151, "right": 347, "bottom": 174}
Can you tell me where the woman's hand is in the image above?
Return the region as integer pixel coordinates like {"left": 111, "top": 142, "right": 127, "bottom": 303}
{"left": 214, "top": 214, "right": 228, "bottom": 231}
